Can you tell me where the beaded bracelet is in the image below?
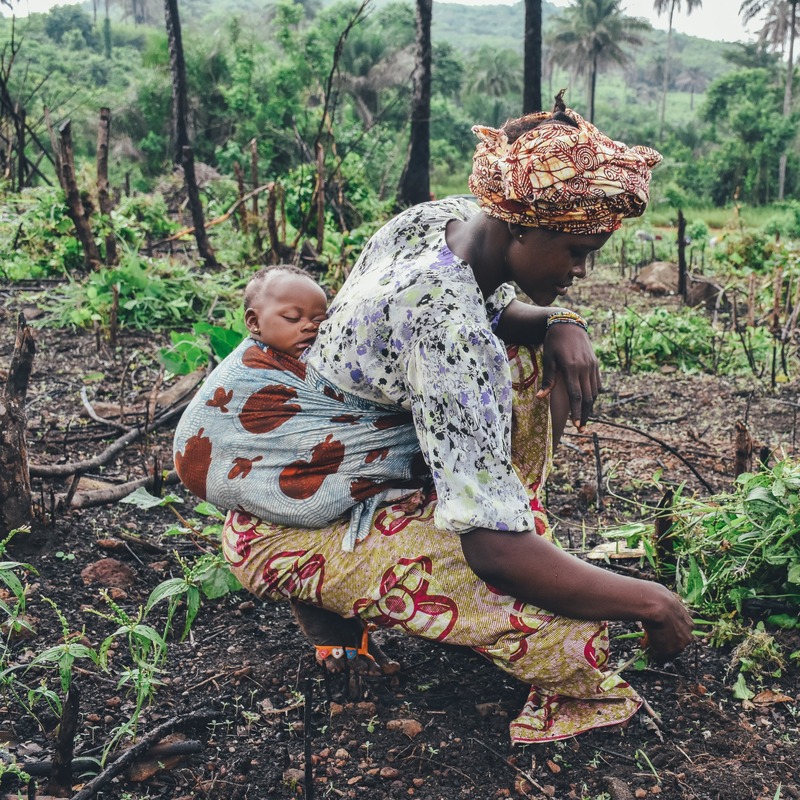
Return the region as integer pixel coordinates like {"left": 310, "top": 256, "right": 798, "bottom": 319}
{"left": 546, "top": 310, "right": 588, "bottom": 331}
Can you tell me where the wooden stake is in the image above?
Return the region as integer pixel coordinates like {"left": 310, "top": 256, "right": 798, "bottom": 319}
{"left": 734, "top": 420, "right": 753, "bottom": 478}
{"left": 58, "top": 120, "right": 101, "bottom": 269}
{"left": 747, "top": 273, "right": 756, "bottom": 328}
{"left": 0, "top": 314, "right": 35, "bottom": 538}
{"left": 96, "top": 107, "right": 117, "bottom": 265}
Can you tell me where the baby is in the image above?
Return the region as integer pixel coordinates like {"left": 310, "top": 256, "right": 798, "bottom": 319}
{"left": 243, "top": 265, "right": 328, "bottom": 359}
{"left": 175, "top": 264, "right": 409, "bottom": 674}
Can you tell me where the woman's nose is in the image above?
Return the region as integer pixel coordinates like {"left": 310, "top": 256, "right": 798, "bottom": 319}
{"left": 571, "top": 260, "right": 588, "bottom": 279}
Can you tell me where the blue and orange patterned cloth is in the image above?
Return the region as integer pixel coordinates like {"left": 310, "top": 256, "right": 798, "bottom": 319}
{"left": 173, "top": 339, "right": 424, "bottom": 551}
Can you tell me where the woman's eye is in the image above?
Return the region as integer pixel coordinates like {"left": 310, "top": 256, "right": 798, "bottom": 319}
{"left": 283, "top": 316, "right": 300, "bottom": 323}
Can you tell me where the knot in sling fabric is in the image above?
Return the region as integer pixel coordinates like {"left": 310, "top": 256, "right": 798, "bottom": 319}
{"left": 468, "top": 103, "right": 662, "bottom": 234}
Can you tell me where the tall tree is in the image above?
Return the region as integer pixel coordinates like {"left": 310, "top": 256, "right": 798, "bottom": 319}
{"left": 397, "top": 0, "right": 432, "bottom": 207}
{"left": 523, "top": 0, "right": 543, "bottom": 113}
{"left": 741, "top": 0, "right": 799, "bottom": 200}
{"left": 654, "top": 0, "right": 703, "bottom": 137}
{"left": 164, "top": 0, "right": 217, "bottom": 267}
{"left": 548, "top": 0, "right": 648, "bottom": 123}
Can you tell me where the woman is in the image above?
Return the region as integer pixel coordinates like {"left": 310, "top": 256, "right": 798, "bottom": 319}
{"left": 175, "top": 95, "right": 694, "bottom": 743}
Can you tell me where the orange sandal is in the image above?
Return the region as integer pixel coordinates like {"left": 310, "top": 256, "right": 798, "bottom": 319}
{"left": 314, "top": 625, "right": 377, "bottom": 666}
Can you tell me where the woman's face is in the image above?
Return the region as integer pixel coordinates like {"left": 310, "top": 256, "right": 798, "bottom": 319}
{"left": 504, "top": 227, "right": 612, "bottom": 306}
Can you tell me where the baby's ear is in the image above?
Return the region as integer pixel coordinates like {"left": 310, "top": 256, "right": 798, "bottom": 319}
{"left": 244, "top": 308, "right": 259, "bottom": 332}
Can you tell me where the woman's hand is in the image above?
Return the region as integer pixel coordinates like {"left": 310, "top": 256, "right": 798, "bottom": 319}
{"left": 639, "top": 584, "right": 696, "bottom": 663}
{"left": 461, "top": 528, "right": 695, "bottom": 663}
{"left": 537, "top": 323, "right": 601, "bottom": 431}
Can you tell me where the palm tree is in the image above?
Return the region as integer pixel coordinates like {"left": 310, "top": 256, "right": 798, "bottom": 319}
{"left": 741, "top": 0, "right": 799, "bottom": 200}
{"left": 466, "top": 48, "right": 523, "bottom": 126}
{"left": 653, "top": 0, "right": 703, "bottom": 137}
{"left": 548, "top": 0, "right": 649, "bottom": 123}
{"left": 675, "top": 66, "right": 708, "bottom": 109}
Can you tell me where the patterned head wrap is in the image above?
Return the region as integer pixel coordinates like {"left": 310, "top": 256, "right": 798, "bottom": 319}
{"left": 468, "top": 95, "right": 662, "bottom": 234}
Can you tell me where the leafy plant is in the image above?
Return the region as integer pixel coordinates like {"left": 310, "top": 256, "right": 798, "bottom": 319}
{"left": 596, "top": 306, "right": 773, "bottom": 376}
{"left": 39, "top": 252, "right": 239, "bottom": 332}
{"left": 606, "top": 459, "right": 800, "bottom": 623}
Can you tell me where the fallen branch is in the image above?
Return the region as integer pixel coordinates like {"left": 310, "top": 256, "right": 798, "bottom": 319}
{"left": 80, "top": 387, "right": 128, "bottom": 432}
{"left": 589, "top": 417, "right": 715, "bottom": 494}
{"left": 62, "top": 469, "right": 180, "bottom": 510}
{"left": 30, "top": 402, "right": 189, "bottom": 479}
{"left": 23, "top": 740, "right": 202, "bottom": 777}
{"left": 152, "top": 182, "right": 275, "bottom": 246}
{"left": 69, "top": 710, "right": 217, "bottom": 800}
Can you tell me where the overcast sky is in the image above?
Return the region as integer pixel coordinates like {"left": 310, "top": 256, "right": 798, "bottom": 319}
{"left": 6, "top": 0, "right": 764, "bottom": 44}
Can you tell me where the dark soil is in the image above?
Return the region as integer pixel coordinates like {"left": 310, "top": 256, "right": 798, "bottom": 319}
{"left": 1, "top": 273, "right": 798, "bottom": 800}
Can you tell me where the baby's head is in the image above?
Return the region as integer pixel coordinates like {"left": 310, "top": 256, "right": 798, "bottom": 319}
{"left": 244, "top": 265, "right": 328, "bottom": 359}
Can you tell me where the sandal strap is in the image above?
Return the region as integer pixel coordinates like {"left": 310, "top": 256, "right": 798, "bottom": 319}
{"left": 315, "top": 645, "right": 345, "bottom": 661}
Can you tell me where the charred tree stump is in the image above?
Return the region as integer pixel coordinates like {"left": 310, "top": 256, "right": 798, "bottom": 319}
{"left": 58, "top": 121, "right": 101, "bottom": 270}
{"left": 0, "top": 314, "right": 35, "bottom": 538}
{"left": 250, "top": 139, "right": 263, "bottom": 254}
{"left": 734, "top": 420, "right": 753, "bottom": 478}
{"left": 654, "top": 488, "right": 675, "bottom": 582}
{"left": 233, "top": 161, "right": 248, "bottom": 234}
{"left": 677, "top": 209, "right": 687, "bottom": 302}
{"left": 47, "top": 685, "right": 81, "bottom": 797}
{"left": 96, "top": 107, "right": 117, "bottom": 266}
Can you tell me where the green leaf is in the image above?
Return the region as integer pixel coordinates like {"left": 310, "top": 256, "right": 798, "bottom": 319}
{"left": 766, "top": 614, "right": 799, "bottom": 630}
{"left": 732, "top": 673, "right": 754, "bottom": 700}
{"left": 120, "top": 488, "right": 183, "bottom": 509}
{"left": 193, "top": 501, "right": 225, "bottom": 519}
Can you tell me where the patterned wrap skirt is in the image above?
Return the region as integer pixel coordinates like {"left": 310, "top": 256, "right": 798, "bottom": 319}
{"left": 220, "top": 346, "right": 642, "bottom": 743}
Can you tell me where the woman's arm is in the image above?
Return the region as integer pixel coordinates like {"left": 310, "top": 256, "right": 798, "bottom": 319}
{"left": 460, "top": 527, "right": 695, "bottom": 662}
{"left": 494, "top": 299, "right": 601, "bottom": 430}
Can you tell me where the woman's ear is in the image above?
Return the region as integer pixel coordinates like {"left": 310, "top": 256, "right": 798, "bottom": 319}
{"left": 508, "top": 222, "right": 526, "bottom": 241}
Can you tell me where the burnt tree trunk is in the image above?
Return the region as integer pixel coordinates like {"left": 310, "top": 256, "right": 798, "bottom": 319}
{"left": 96, "top": 107, "right": 117, "bottom": 265}
{"left": 522, "top": 0, "right": 542, "bottom": 114}
{"left": 59, "top": 121, "right": 101, "bottom": 270}
{"left": 397, "top": 0, "right": 432, "bottom": 208}
{"left": 164, "top": 0, "right": 217, "bottom": 267}
{"left": 15, "top": 103, "right": 26, "bottom": 191}
{"left": 0, "top": 314, "right": 35, "bottom": 537}
{"left": 677, "top": 209, "right": 687, "bottom": 302}
{"left": 47, "top": 685, "right": 81, "bottom": 797}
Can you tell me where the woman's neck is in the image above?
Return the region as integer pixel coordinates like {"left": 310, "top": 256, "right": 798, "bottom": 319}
{"left": 445, "top": 213, "right": 508, "bottom": 297}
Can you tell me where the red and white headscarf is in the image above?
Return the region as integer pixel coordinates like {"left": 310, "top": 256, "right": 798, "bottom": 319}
{"left": 468, "top": 104, "right": 662, "bottom": 234}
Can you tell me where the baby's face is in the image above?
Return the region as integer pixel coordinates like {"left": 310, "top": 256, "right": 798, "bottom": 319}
{"left": 245, "top": 274, "right": 328, "bottom": 359}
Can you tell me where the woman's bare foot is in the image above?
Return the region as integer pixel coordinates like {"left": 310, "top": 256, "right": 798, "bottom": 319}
{"left": 290, "top": 600, "right": 399, "bottom": 677}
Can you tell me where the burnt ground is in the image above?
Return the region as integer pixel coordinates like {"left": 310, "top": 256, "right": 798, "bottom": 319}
{"left": 0, "top": 271, "right": 798, "bottom": 800}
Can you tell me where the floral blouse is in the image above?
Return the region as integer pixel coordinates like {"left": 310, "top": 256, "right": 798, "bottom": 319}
{"left": 306, "top": 198, "right": 536, "bottom": 534}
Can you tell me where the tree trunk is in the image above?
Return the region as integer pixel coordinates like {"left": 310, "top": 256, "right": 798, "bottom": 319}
{"left": 164, "top": 0, "right": 217, "bottom": 267}
{"left": 59, "top": 121, "right": 101, "bottom": 270}
{"left": 522, "top": 0, "right": 542, "bottom": 114}
{"left": 778, "top": 1, "right": 797, "bottom": 201}
{"left": 0, "top": 314, "right": 35, "bottom": 538}
{"left": 96, "top": 107, "right": 117, "bottom": 266}
{"left": 164, "top": 0, "right": 190, "bottom": 164}
{"left": 181, "top": 145, "right": 218, "bottom": 268}
{"left": 589, "top": 53, "right": 597, "bottom": 124}
{"left": 659, "top": 3, "right": 675, "bottom": 139}
{"left": 677, "top": 209, "right": 687, "bottom": 302}
{"left": 397, "top": 0, "right": 432, "bottom": 207}
{"left": 15, "top": 103, "right": 25, "bottom": 191}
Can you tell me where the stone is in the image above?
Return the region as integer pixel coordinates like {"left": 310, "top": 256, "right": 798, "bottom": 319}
{"left": 386, "top": 718, "right": 423, "bottom": 738}
{"left": 80, "top": 558, "right": 135, "bottom": 588}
